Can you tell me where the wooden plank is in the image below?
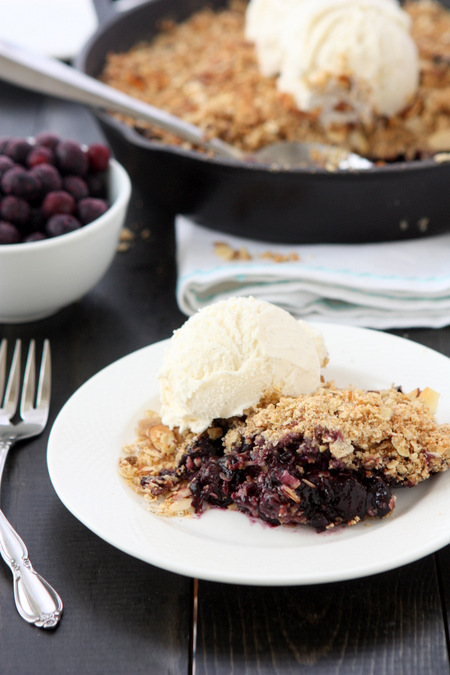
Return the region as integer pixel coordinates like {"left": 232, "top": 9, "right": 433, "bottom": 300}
{"left": 196, "top": 557, "right": 449, "bottom": 674}
{"left": 436, "top": 546, "right": 450, "bottom": 652}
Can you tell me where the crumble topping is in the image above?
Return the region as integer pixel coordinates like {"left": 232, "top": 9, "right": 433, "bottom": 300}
{"left": 101, "top": 0, "right": 450, "bottom": 161}
{"left": 119, "top": 384, "right": 450, "bottom": 530}
{"left": 224, "top": 386, "right": 449, "bottom": 480}
{"left": 213, "top": 240, "right": 300, "bottom": 262}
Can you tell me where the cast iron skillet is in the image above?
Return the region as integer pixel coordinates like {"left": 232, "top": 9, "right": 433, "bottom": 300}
{"left": 76, "top": 0, "right": 450, "bottom": 243}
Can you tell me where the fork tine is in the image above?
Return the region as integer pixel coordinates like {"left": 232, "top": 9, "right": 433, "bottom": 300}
{"left": 20, "top": 340, "right": 51, "bottom": 420}
{"left": 0, "top": 339, "right": 6, "bottom": 404}
{"left": 1, "top": 340, "right": 21, "bottom": 420}
{"left": 20, "top": 340, "right": 36, "bottom": 417}
{"left": 35, "top": 340, "right": 51, "bottom": 416}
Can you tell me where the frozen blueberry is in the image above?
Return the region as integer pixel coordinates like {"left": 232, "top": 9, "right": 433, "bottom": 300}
{"left": 86, "top": 171, "right": 107, "bottom": 198}
{"left": 45, "top": 214, "right": 81, "bottom": 237}
{"left": 1, "top": 166, "right": 41, "bottom": 200}
{"left": 27, "top": 145, "right": 55, "bottom": 168}
{"left": 42, "top": 190, "right": 76, "bottom": 218}
{"left": 87, "top": 143, "right": 111, "bottom": 173}
{"left": 34, "top": 131, "right": 60, "bottom": 150}
{"left": 3, "top": 138, "right": 32, "bottom": 164}
{"left": 78, "top": 197, "right": 108, "bottom": 224}
{"left": 0, "top": 156, "right": 15, "bottom": 180}
{"left": 0, "top": 195, "right": 31, "bottom": 226}
{"left": 62, "top": 175, "right": 89, "bottom": 201}
{"left": 56, "top": 140, "right": 88, "bottom": 176}
{"left": 29, "top": 163, "right": 62, "bottom": 194}
{"left": 0, "top": 221, "right": 21, "bottom": 244}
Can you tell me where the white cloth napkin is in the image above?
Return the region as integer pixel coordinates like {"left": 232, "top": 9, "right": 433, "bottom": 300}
{"left": 175, "top": 216, "right": 450, "bottom": 329}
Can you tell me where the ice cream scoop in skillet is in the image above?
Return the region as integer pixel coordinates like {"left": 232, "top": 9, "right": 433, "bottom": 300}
{"left": 0, "top": 39, "right": 372, "bottom": 171}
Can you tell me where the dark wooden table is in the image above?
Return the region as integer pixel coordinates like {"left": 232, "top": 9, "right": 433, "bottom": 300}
{"left": 1, "top": 78, "right": 449, "bottom": 675}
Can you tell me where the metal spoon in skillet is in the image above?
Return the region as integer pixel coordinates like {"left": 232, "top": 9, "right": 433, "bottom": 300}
{"left": 0, "top": 39, "right": 372, "bottom": 170}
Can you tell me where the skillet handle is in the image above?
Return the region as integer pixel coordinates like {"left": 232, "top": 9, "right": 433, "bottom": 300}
{"left": 91, "top": 0, "right": 147, "bottom": 24}
{"left": 91, "top": 0, "right": 116, "bottom": 23}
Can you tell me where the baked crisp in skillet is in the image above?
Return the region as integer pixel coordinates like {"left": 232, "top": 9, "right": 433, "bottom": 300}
{"left": 101, "top": 0, "right": 450, "bottom": 161}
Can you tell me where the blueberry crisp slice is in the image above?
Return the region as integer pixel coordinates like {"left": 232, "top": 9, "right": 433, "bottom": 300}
{"left": 120, "top": 386, "right": 450, "bottom": 532}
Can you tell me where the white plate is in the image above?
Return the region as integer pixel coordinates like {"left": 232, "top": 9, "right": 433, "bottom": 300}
{"left": 47, "top": 324, "right": 450, "bottom": 586}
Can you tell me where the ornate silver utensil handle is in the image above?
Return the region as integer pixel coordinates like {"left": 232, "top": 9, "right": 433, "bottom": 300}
{"left": 0, "top": 509, "right": 63, "bottom": 628}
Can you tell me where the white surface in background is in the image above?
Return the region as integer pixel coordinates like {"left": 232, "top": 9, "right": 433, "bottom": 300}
{"left": 0, "top": 0, "right": 98, "bottom": 59}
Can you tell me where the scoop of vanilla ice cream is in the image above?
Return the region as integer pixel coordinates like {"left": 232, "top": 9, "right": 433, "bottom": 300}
{"left": 276, "top": 0, "right": 419, "bottom": 124}
{"left": 158, "top": 297, "right": 327, "bottom": 433}
{"left": 245, "top": 0, "right": 302, "bottom": 77}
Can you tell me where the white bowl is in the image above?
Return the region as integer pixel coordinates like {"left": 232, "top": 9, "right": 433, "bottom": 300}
{"left": 0, "top": 158, "right": 131, "bottom": 323}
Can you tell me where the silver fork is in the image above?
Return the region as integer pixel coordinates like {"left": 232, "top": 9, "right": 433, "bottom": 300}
{"left": 0, "top": 339, "right": 63, "bottom": 629}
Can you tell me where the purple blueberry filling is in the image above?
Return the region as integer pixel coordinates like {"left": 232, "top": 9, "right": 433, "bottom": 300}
{"left": 141, "top": 425, "right": 395, "bottom": 532}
